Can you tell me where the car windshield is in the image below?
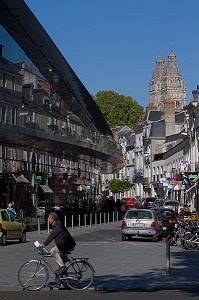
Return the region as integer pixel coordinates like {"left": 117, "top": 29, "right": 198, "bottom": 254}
{"left": 126, "top": 210, "right": 152, "bottom": 219}
{"left": 157, "top": 211, "right": 175, "bottom": 219}
{"left": 145, "top": 197, "right": 156, "bottom": 202}
{"left": 164, "top": 201, "right": 178, "bottom": 206}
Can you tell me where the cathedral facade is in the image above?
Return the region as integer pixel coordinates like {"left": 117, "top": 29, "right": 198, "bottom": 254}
{"left": 148, "top": 52, "right": 186, "bottom": 112}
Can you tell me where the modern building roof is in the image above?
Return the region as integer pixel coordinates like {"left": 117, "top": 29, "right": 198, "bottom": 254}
{"left": 0, "top": 0, "right": 112, "bottom": 136}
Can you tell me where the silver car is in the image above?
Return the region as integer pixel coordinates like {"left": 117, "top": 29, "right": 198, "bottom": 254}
{"left": 121, "top": 208, "right": 162, "bottom": 242}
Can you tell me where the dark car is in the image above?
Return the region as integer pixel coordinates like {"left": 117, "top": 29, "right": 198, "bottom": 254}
{"left": 152, "top": 199, "right": 164, "bottom": 208}
{"left": 142, "top": 197, "right": 157, "bottom": 209}
{"left": 151, "top": 208, "right": 177, "bottom": 237}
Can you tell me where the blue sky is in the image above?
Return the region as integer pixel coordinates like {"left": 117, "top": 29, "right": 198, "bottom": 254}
{"left": 25, "top": 0, "right": 199, "bottom": 110}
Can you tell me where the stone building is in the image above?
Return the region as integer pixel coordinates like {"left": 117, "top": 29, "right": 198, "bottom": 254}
{"left": 148, "top": 52, "right": 186, "bottom": 112}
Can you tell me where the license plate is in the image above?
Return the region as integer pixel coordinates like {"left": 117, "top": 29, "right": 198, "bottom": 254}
{"left": 163, "top": 227, "right": 167, "bottom": 230}
{"left": 132, "top": 223, "right": 145, "bottom": 227}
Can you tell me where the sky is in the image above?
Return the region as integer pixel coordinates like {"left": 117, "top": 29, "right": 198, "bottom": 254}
{"left": 25, "top": 0, "right": 199, "bottom": 110}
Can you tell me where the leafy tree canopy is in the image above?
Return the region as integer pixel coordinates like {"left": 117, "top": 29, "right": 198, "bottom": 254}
{"left": 109, "top": 179, "right": 132, "bottom": 194}
{"left": 95, "top": 90, "right": 144, "bottom": 128}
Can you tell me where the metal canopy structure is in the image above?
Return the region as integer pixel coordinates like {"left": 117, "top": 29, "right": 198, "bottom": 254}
{"left": 0, "top": 0, "right": 112, "bottom": 136}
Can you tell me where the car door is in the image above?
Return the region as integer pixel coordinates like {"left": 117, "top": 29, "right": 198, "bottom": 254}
{"left": 1, "top": 210, "right": 13, "bottom": 238}
{"left": 7, "top": 210, "right": 23, "bottom": 239}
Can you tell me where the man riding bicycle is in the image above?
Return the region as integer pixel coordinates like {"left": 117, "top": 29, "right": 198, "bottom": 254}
{"left": 39, "top": 212, "right": 76, "bottom": 274}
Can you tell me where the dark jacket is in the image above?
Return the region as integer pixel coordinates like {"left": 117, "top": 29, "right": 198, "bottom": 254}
{"left": 44, "top": 220, "right": 76, "bottom": 253}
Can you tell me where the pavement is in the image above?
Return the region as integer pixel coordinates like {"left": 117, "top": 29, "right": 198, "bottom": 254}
{"left": 25, "top": 221, "right": 199, "bottom": 291}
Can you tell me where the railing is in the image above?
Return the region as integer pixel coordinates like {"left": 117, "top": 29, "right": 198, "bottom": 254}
{"left": 36, "top": 210, "right": 124, "bottom": 234}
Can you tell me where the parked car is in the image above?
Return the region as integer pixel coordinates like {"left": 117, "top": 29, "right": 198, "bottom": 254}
{"left": 151, "top": 208, "right": 177, "bottom": 237}
{"left": 121, "top": 208, "right": 162, "bottom": 241}
{"left": 163, "top": 200, "right": 179, "bottom": 213}
{"left": 125, "top": 198, "right": 137, "bottom": 208}
{"left": 0, "top": 209, "right": 26, "bottom": 246}
{"left": 142, "top": 197, "right": 157, "bottom": 209}
{"left": 152, "top": 199, "right": 165, "bottom": 208}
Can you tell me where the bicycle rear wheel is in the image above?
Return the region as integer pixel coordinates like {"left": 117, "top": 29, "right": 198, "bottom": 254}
{"left": 183, "top": 233, "right": 199, "bottom": 250}
{"left": 18, "top": 260, "right": 49, "bottom": 291}
{"left": 65, "top": 259, "right": 94, "bottom": 290}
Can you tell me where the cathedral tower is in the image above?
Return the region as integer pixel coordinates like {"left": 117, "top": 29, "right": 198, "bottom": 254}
{"left": 148, "top": 52, "right": 186, "bottom": 112}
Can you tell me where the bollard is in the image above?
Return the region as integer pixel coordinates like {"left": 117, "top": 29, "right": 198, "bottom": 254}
{"left": 84, "top": 214, "right": 87, "bottom": 227}
{"left": 78, "top": 215, "right": 81, "bottom": 227}
{"left": 95, "top": 213, "right": 97, "bottom": 225}
{"left": 72, "top": 215, "right": 74, "bottom": 229}
{"left": 47, "top": 219, "right": 50, "bottom": 233}
{"left": 99, "top": 213, "right": 102, "bottom": 225}
{"left": 64, "top": 215, "right": 67, "bottom": 228}
{"left": 90, "top": 214, "right": 92, "bottom": 227}
{"left": 166, "top": 238, "right": 171, "bottom": 277}
{"left": 37, "top": 217, "right": 40, "bottom": 235}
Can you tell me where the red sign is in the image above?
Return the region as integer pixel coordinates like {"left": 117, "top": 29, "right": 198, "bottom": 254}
{"left": 79, "top": 176, "right": 83, "bottom": 184}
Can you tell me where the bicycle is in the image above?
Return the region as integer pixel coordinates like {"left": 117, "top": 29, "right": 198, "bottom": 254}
{"left": 18, "top": 246, "right": 95, "bottom": 291}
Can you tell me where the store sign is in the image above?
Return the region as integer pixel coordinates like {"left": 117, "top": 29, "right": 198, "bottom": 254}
{"left": 34, "top": 175, "right": 43, "bottom": 184}
{"left": 180, "top": 161, "right": 189, "bottom": 173}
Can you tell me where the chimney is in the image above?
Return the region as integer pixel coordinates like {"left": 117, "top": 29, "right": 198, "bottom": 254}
{"left": 164, "top": 98, "right": 175, "bottom": 136}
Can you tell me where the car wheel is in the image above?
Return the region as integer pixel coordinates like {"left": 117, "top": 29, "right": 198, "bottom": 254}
{"left": 122, "top": 233, "right": 127, "bottom": 241}
{"left": 152, "top": 233, "right": 158, "bottom": 242}
{"left": 19, "top": 231, "right": 26, "bottom": 243}
{"left": 0, "top": 233, "right": 7, "bottom": 246}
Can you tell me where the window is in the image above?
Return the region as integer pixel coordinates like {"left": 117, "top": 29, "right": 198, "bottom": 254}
{"left": 1, "top": 211, "right": 9, "bottom": 221}
{"left": 12, "top": 76, "right": 16, "bottom": 91}
{"left": 3, "top": 73, "right": 7, "bottom": 88}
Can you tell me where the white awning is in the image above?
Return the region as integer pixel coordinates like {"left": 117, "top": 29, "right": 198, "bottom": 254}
{"left": 185, "top": 184, "right": 196, "bottom": 193}
{"left": 12, "top": 174, "right": 30, "bottom": 184}
{"left": 39, "top": 185, "right": 54, "bottom": 193}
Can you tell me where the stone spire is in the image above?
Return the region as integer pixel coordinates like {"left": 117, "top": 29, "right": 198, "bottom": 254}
{"left": 148, "top": 52, "right": 186, "bottom": 112}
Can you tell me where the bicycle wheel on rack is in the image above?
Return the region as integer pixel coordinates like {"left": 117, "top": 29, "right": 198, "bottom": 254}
{"left": 65, "top": 259, "right": 94, "bottom": 290}
{"left": 18, "top": 260, "right": 49, "bottom": 291}
{"left": 183, "top": 233, "right": 199, "bottom": 250}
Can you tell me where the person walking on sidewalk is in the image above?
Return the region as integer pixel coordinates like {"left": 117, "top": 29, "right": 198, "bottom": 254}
{"left": 39, "top": 212, "right": 76, "bottom": 274}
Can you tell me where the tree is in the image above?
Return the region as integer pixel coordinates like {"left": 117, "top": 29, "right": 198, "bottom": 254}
{"left": 109, "top": 179, "right": 132, "bottom": 194}
{"left": 95, "top": 90, "right": 144, "bottom": 128}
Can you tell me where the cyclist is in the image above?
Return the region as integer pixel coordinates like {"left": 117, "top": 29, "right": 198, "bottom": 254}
{"left": 39, "top": 212, "right": 76, "bottom": 274}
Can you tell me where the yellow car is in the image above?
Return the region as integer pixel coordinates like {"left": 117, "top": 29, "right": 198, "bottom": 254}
{"left": 0, "top": 209, "right": 26, "bottom": 246}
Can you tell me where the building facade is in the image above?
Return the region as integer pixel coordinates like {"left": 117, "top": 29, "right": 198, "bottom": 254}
{"left": 0, "top": 0, "right": 124, "bottom": 226}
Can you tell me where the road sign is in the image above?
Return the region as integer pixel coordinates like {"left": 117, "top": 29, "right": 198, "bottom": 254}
{"left": 182, "top": 174, "right": 189, "bottom": 185}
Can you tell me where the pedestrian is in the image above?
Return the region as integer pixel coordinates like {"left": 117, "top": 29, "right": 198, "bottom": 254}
{"left": 38, "top": 212, "right": 76, "bottom": 274}
{"left": 7, "top": 203, "right": 16, "bottom": 214}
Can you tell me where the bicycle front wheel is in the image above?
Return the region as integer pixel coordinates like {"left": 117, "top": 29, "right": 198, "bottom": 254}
{"left": 18, "top": 260, "right": 49, "bottom": 291}
{"left": 66, "top": 260, "right": 94, "bottom": 290}
{"left": 183, "top": 233, "right": 199, "bottom": 250}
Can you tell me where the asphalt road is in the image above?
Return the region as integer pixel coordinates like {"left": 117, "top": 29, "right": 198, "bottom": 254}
{"left": 0, "top": 221, "right": 199, "bottom": 299}
{"left": 1, "top": 289, "right": 199, "bottom": 300}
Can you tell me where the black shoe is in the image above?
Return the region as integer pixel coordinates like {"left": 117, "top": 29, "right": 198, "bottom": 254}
{"left": 56, "top": 266, "right": 67, "bottom": 276}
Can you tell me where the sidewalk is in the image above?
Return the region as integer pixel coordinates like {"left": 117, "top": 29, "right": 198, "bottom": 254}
{"left": 27, "top": 221, "right": 199, "bottom": 291}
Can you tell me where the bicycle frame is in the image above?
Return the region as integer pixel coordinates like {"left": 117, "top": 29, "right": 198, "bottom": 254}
{"left": 18, "top": 248, "right": 95, "bottom": 291}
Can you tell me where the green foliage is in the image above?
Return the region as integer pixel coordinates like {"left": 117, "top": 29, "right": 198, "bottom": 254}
{"left": 95, "top": 90, "right": 144, "bottom": 128}
{"left": 109, "top": 179, "right": 132, "bottom": 194}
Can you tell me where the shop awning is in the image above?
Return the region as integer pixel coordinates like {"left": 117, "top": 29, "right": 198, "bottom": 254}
{"left": 185, "top": 184, "right": 196, "bottom": 193}
{"left": 12, "top": 174, "right": 30, "bottom": 184}
{"left": 39, "top": 185, "right": 54, "bottom": 193}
